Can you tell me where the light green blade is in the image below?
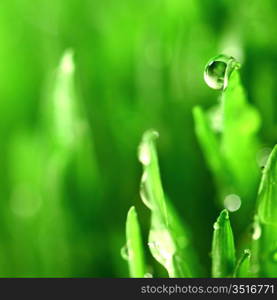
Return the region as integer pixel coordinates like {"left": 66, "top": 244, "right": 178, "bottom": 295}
{"left": 257, "top": 145, "right": 277, "bottom": 225}
{"left": 138, "top": 130, "right": 168, "bottom": 224}
{"left": 43, "top": 49, "right": 80, "bottom": 156}
{"left": 38, "top": 50, "right": 84, "bottom": 276}
{"left": 138, "top": 129, "right": 201, "bottom": 277}
{"left": 233, "top": 249, "right": 251, "bottom": 278}
{"left": 221, "top": 70, "right": 261, "bottom": 196}
{"left": 254, "top": 145, "right": 277, "bottom": 277}
{"left": 125, "top": 206, "right": 146, "bottom": 278}
{"left": 211, "top": 209, "right": 235, "bottom": 277}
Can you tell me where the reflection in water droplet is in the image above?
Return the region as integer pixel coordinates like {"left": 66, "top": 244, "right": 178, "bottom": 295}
{"left": 224, "top": 194, "right": 241, "bottom": 212}
{"left": 148, "top": 228, "right": 176, "bottom": 265}
{"left": 244, "top": 249, "right": 251, "bottom": 256}
{"left": 204, "top": 54, "right": 240, "bottom": 90}
{"left": 213, "top": 222, "right": 219, "bottom": 230}
{"left": 138, "top": 143, "right": 151, "bottom": 165}
{"left": 120, "top": 244, "right": 129, "bottom": 261}
{"left": 252, "top": 221, "right": 262, "bottom": 240}
{"left": 140, "top": 171, "right": 154, "bottom": 210}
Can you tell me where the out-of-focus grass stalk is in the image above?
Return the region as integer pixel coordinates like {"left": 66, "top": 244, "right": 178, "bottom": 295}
{"left": 38, "top": 50, "right": 79, "bottom": 276}
{"left": 7, "top": 132, "right": 45, "bottom": 276}
{"left": 125, "top": 206, "right": 146, "bottom": 277}
{"left": 254, "top": 145, "right": 277, "bottom": 277}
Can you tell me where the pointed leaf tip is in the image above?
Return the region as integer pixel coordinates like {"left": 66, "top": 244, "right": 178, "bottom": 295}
{"left": 212, "top": 209, "right": 235, "bottom": 277}
{"left": 125, "top": 206, "right": 146, "bottom": 277}
{"left": 258, "top": 145, "right": 277, "bottom": 225}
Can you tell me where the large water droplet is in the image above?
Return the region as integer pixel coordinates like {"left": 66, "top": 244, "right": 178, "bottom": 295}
{"left": 224, "top": 194, "right": 241, "bottom": 212}
{"left": 204, "top": 54, "right": 240, "bottom": 90}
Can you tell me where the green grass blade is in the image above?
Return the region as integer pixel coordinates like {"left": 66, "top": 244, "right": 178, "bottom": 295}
{"left": 254, "top": 145, "right": 277, "bottom": 277}
{"left": 37, "top": 49, "right": 82, "bottom": 275}
{"left": 44, "top": 49, "right": 79, "bottom": 155}
{"left": 193, "top": 66, "right": 260, "bottom": 206}
{"left": 257, "top": 145, "right": 277, "bottom": 225}
{"left": 125, "top": 206, "right": 146, "bottom": 278}
{"left": 211, "top": 209, "right": 235, "bottom": 277}
{"left": 138, "top": 129, "right": 201, "bottom": 277}
{"left": 256, "top": 223, "right": 277, "bottom": 277}
{"left": 193, "top": 106, "right": 232, "bottom": 195}
{"left": 221, "top": 70, "right": 261, "bottom": 195}
{"left": 138, "top": 130, "right": 168, "bottom": 224}
{"left": 233, "top": 249, "right": 251, "bottom": 278}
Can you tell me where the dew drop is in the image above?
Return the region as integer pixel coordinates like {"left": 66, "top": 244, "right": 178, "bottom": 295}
{"left": 224, "top": 194, "right": 241, "bottom": 212}
{"left": 252, "top": 222, "right": 262, "bottom": 240}
{"left": 204, "top": 54, "right": 240, "bottom": 90}
{"left": 120, "top": 244, "right": 129, "bottom": 261}
{"left": 138, "top": 143, "right": 151, "bottom": 165}
{"left": 144, "top": 273, "right": 153, "bottom": 278}
{"left": 213, "top": 222, "right": 220, "bottom": 230}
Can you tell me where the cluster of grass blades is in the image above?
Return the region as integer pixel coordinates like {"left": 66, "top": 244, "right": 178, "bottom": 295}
{"left": 123, "top": 54, "right": 277, "bottom": 278}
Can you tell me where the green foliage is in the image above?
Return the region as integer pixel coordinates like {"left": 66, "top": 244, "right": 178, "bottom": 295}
{"left": 122, "top": 58, "right": 277, "bottom": 278}
{"left": 1, "top": 0, "right": 277, "bottom": 278}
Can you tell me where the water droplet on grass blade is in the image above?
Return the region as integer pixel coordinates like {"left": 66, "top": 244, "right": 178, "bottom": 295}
{"left": 138, "top": 130, "right": 159, "bottom": 166}
{"left": 204, "top": 54, "right": 240, "bottom": 90}
{"left": 140, "top": 171, "right": 154, "bottom": 210}
{"left": 213, "top": 222, "right": 220, "bottom": 230}
{"left": 224, "top": 194, "right": 241, "bottom": 212}
{"left": 252, "top": 221, "right": 262, "bottom": 240}
{"left": 144, "top": 272, "right": 153, "bottom": 278}
{"left": 138, "top": 143, "right": 151, "bottom": 166}
{"left": 120, "top": 244, "right": 129, "bottom": 261}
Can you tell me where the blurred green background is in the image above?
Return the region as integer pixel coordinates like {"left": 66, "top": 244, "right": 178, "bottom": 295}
{"left": 0, "top": 0, "right": 276, "bottom": 277}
